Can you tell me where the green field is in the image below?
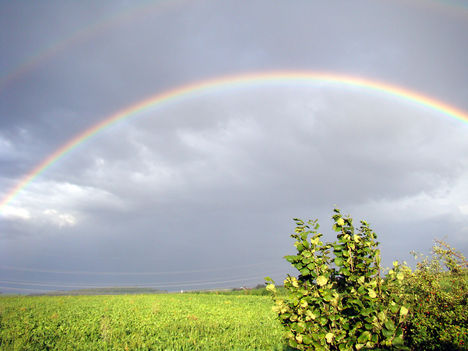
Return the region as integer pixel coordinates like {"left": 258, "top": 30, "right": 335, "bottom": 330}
{"left": 0, "top": 293, "right": 287, "bottom": 351}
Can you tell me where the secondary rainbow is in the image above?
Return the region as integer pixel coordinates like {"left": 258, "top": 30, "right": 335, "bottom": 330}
{"left": 1, "top": 71, "right": 468, "bottom": 211}
{"left": 0, "top": 0, "right": 188, "bottom": 93}
{"left": 1, "top": 0, "right": 467, "bottom": 94}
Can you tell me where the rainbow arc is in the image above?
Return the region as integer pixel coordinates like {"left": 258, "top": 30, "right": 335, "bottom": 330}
{"left": 1, "top": 71, "right": 468, "bottom": 211}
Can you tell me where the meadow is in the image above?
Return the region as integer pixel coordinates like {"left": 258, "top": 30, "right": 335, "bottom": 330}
{"left": 0, "top": 293, "right": 287, "bottom": 351}
{"left": 1, "top": 235, "right": 465, "bottom": 351}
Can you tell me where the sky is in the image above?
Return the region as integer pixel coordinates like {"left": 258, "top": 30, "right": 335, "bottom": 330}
{"left": 0, "top": 0, "right": 467, "bottom": 294}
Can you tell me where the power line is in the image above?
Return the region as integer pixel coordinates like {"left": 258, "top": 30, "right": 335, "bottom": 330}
{"left": 0, "top": 271, "right": 286, "bottom": 291}
{"left": 0, "top": 286, "right": 50, "bottom": 292}
{"left": 0, "top": 260, "right": 280, "bottom": 275}
{"left": 0, "top": 274, "right": 278, "bottom": 289}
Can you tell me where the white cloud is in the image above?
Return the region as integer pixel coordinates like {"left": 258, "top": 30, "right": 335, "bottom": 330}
{"left": 42, "top": 209, "right": 77, "bottom": 227}
{"left": 1, "top": 205, "right": 31, "bottom": 220}
{"left": 0, "top": 135, "right": 14, "bottom": 158}
{"left": 1, "top": 205, "right": 76, "bottom": 228}
{"left": 2, "top": 180, "right": 126, "bottom": 228}
{"left": 354, "top": 170, "right": 468, "bottom": 225}
{"left": 459, "top": 204, "right": 468, "bottom": 216}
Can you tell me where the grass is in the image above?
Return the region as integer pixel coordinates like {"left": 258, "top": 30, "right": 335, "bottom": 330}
{"left": 0, "top": 293, "right": 288, "bottom": 351}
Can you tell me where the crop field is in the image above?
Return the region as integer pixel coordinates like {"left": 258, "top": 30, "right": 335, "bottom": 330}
{"left": 0, "top": 293, "right": 287, "bottom": 351}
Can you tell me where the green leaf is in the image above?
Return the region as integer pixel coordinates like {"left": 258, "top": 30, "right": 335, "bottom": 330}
{"left": 384, "top": 319, "right": 395, "bottom": 331}
{"left": 302, "top": 334, "right": 313, "bottom": 345}
{"left": 351, "top": 298, "right": 364, "bottom": 308}
{"left": 357, "top": 331, "right": 371, "bottom": 343}
{"left": 334, "top": 257, "right": 343, "bottom": 266}
{"left": 289, "top": 340, "right": 298, "bottom": 348}
{"left": 306, "top": 310, "right": 318, "bottom": 320}
{"left": 358, "top": 331, "right": 371, "bottom": 344}
{"left": 389, "top": 303, "right": 399, "bottom": 314}
{"left": 392, "top": 335, "right": 404, "bottom": 346}
{"left": 294, "top": 263, "right": 303, "bottom": 270}
{"left": 325, "top": 333, "right": 334, "bottom": 343}
{"left": 377, "top": 311, "right": 386, "bottom": 322}
{"left": 339, "top": 344, "right": 352, "bottom": 351}
{"left": 322, "top": 292, "right": 333, "bottom": 302}
{"left": 399, "top": 306, "right": 408, "bottom": 316}
{"left": 316, "top": 276, "right": 328, "bottom": 286}
{"left": 382, "top": 328, "right": 393, "bottom": 338}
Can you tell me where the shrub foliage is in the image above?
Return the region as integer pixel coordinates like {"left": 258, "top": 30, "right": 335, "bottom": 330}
{"left": 266, "top": 209, "right": 408, "bottom": 350}
{"left": 397, "top": 240, "right": 467, "bottom": 350}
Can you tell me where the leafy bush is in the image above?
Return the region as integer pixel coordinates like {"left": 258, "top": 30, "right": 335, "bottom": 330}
{"left": 266, "top": 209, "right": 408, "bottom": 350}
{"left": 396, "top": 240, "right": 467, "bottom": 350}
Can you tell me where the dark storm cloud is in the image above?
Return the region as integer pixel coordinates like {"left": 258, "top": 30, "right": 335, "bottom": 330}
{"left": 48, "top": 88, "right": 466, "bottom": 208}
{"left": 2, "top": 0, "right": 467, "bottom": 140}
{"left": 1, "top": 0, "right": 467, "bottom": 293}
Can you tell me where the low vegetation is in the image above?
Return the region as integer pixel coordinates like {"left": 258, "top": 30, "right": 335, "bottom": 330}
{"left": 0, "top": 294, "right": 286, "bottom": 350}
{"left": 396, "top": 240, "right": 467, "bottom": 350}
{"left": 266, "top": 209, "right": 467, "bottom": 350}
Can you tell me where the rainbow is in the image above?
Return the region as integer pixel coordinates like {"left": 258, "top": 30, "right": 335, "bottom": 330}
{"left": 0, "top": 0, "right": 188, "bottom": 93}
{"left": 1, "top": 0, "right": 467, "bottom": 94}
{"left": 1, "top": 70, "right": 468, "bottom": 212}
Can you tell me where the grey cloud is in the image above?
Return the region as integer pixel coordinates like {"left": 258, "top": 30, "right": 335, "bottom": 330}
{"left": 1, "top": 0, "right": 467, "bottom": 293}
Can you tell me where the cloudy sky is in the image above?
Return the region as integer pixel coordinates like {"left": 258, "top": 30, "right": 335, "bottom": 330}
{"left": 1, "top": 0, "right": 467, "bottom": 293}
